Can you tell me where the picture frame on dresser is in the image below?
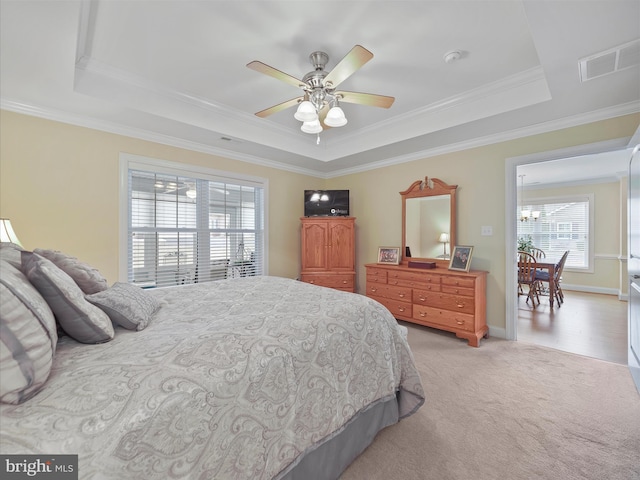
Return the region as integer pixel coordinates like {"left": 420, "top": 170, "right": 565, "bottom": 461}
{"left": 449, "top": 245, "right": 473, "bottom": 272}
{"left": 378, "top": 247, "right": 400, "bottom": 265}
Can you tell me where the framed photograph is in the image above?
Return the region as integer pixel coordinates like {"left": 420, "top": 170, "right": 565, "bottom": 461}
{"left": 377, "top": 247, "right": 400, "bottom": 265}
{"left": 449, "top": 245, "right": 474, "bottom": 272}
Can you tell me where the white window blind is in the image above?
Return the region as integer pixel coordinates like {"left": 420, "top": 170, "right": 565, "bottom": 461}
{"left": 126, "top": 167, "right": 265, "bottom": 288}
{"left": 517, "top": 195, "right": 592, "bottom": 269}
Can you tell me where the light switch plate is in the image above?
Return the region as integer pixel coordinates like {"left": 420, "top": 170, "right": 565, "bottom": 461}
{"left": 481, "top": 226, "right": 493, "bottom": 236}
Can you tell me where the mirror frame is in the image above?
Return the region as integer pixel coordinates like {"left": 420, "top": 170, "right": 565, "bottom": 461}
{"left": 401, "top": 177, "right": 458, "bottom": 265}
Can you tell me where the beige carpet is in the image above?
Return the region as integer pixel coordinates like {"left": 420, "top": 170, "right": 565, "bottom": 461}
{"left": 340, "top": 324, "right": 640, "bottom": 480}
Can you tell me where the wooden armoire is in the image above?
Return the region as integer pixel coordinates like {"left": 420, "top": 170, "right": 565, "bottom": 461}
{"left": 299, "top": 217, "right": 356, "bottom": 292}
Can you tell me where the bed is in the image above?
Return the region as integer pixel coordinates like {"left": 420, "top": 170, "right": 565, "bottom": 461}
{"left": 0, "top": 244, "right": 424, "bottom": 479}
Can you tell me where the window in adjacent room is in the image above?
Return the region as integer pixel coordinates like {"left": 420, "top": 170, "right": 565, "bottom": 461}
{"left": 120, "top": 154, "right": 267, "bottom": 288}
{"left": 517, "top": 194, "right": 593, "bottom": 271}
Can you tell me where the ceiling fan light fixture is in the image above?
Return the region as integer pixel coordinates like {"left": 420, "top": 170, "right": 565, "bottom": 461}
{"left": 301, "top": 119, "right": 323, "bottom": 134}
{"left": 324, "top": 106, "right": 348, "bottom": 127}
{"left": 294, "top": 100, "right": 318, "bottom": 122}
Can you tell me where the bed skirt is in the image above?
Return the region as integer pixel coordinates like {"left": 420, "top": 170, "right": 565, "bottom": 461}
{"left": 277, "top": 393, "right": 400, "bottom": 480}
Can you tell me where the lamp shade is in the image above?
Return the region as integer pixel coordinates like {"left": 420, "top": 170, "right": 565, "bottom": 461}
{"left": 439, "top": 233, "right": 450, "bottom": 243}
{"left": 0, "top": 218, "right": 23, "bottom": 247}
{"left": 301, "top": 119, "right": 323, "bottom": 134}
{"left": 324, "top": 106, "right": 348, "bottom": 127}
{"left": 294, "top": 101, "right": 318, "bottom": 122}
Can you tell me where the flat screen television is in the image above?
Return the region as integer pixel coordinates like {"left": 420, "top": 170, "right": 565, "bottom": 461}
{"left": 304, "top": 190, "right": 350, "bottom": 217}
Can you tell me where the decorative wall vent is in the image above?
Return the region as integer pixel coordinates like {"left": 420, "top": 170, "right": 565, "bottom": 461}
{"left": 579, "top": 39, "right": 640, "bottom": 82}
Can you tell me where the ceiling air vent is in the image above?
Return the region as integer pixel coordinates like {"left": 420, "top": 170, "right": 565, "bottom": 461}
{"left": 579, "top": 39, "right": 640, "bottom": 82}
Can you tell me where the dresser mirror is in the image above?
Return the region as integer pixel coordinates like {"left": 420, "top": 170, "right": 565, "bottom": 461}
{"left": 401, "top": 177, "right": 457, "bottom": 263}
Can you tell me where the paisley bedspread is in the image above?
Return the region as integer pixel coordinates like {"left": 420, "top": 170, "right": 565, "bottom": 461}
{"left": 0, "top": 276, "right": 424, "bottom": 479}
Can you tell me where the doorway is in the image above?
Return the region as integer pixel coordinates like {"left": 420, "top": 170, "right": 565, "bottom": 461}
{"left": 505, "top": 138, "right": 632, "bottom": 363}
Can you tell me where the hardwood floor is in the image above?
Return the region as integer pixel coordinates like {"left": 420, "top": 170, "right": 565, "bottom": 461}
{"left": 517, "top": 289, "right": 628, "bottom": 364}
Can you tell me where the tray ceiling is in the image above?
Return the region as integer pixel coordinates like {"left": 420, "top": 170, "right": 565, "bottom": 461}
{"left": 1, "top": 0, "right": 639, "bottom": 178}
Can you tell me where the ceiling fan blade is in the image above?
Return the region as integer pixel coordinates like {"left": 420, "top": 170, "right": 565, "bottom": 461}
{"left": 336, "top": 91, "right": 395, "bottom": 109}
{"left": 318, "top": 104, "right": 331, "bottom": 129}
{"left": 247, "top": 61, "right": 306, "bottom": 89}
{"left": 323, "top": 45, "right": 373, "bottom": 89}
{"left": 255, "top": 96, "right": 304, "bottom": 118}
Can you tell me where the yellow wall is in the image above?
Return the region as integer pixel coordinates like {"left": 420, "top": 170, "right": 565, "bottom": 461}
{"left": 2, "top": 109, "right": 638, "bottom": 332}
{"left": 329, "top": 113, "right": 639, "bottom": 330}
{"left": 0, "top": 110, "right": 323, "bottom": 282}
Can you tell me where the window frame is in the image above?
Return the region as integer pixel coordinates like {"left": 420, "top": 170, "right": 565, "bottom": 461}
{"left": 119, "top": 153, "right": 269, "bottom": 285}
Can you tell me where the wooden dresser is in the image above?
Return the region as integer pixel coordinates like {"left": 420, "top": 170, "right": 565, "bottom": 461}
{"left": 365, "top": 263, "right": 488, "bottom": 346}
{"left": 300, "top": 217, "right": 356, "bottom": 292}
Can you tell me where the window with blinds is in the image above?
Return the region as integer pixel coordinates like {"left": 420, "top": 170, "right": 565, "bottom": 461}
{"left": 125, "top": 164, "right": 265, "bottom": 288}
{"left": 517, "top": 194, "right": 592, "bottom": 270}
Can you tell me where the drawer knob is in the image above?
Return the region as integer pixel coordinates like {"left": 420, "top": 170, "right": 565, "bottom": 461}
{"left": 419, "top": 311, "right": 427, "bottom": 317}
{"left": 370, "top": 287, "right": 377, "bottom": 293}
{"left": 398, "top": 307, "right": 406, "bottom": 312}
{"left": 456, "top": 320, "right": 464, "bottom": 325}
{"left": 342, "top": 280, "right": 347, "bottom": 284}
{"left": 398, "top": 293, "right": 405, "bottom": 298}
{"left": 457, "top": 302, "right": 465, "bottom": 308}
{"left": 418, "top": 296, "right": 426, "bottom": 302}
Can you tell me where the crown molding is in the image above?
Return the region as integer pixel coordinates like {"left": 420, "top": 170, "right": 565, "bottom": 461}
{"left": 2, "top": 99, "right": 638, "bottom": 180}
{"left": 324, "top": 101, "right": 640, "bottom": 178}
{"left": 0, "top": 99, "right": 324, "bottom": 178}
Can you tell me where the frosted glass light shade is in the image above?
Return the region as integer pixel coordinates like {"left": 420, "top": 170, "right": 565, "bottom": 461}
{"left": 294, "top": 101, "right": 318, "bottom": 122}
{"left": 324, "top": 106, "right": 347, "bottom": 127}
{"left": 0, "top": 218, "right": 23, "bottom": 247}
{"left": 301, "top": 119, "right": 323, "bottom": 134}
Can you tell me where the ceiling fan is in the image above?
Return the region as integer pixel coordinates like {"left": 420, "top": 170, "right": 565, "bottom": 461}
{"left": 155, "top": 180, "right": 197, "bottom": 199}
{"left": 247, "top": 45, "right": 394, "bottom": 137}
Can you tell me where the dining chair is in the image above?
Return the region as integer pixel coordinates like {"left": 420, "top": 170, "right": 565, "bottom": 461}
{"left": 518, "top": 251, "right": 539, "bottom": 307}
{"left": 536, "top": 250, "right": 569, "bottom": 305}
{"left": 530, "top": 247, "right": 546, "bottom": 260}
{"left": 529, "top": 247, "right": 546, "bottom": 295}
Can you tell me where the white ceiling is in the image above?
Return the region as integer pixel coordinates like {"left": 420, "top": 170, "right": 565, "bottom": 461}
{"left": 1, "top": 0, "right": 639, "bottom": 180}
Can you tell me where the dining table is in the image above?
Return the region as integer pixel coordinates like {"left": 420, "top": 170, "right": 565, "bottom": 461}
{"left": 533, "top": 260, "right": 558, "bottom": 307}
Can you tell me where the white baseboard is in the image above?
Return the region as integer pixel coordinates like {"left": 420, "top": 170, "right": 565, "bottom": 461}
{"left": 488, "top": 326, "right": 507, "bottom": 339}
{"left": 562, "top": 283, "right": 621, "bottom": 297}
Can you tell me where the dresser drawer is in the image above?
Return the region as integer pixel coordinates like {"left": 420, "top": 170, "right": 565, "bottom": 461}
{"left": 373, "top": 296, "right": 412, "bottom": 319}
{"left": 366, "top": 267, "right": 388, "bottom": 281}
{"left": 366, "top": 273, "right": 388, "bottom": 284}
{"left": 411, "top": 290, "right": 475, "bottom": 315}
{"left": 441, "top": 285, "right": 474, "bottom": 296}
{"left": 387, "top": 270, "right": 440, "bottom": 288}
{"left": 366, "top": 282, "right": 411, "bottom": 302}
{"left": 442, "top": 276, "right": 475, "bottom": 289}
{"left": 413, "top": 305, "right": 475, "bottom": 332}
{"left": 301, "top": 274, "right": 354, "bottom": 290}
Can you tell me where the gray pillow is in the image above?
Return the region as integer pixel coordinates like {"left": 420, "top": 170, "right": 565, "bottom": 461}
{"left": 86, "top": 282, "right": 161, "bottom": 331}
{"left": 21, "top": 251, "right": 114, "bottom": 344}
{"left": 0, "top": 242, "right": 24, "bottom": 269}
{"left": 33, "top": 248, "right": 108, "bottom": 295}
{"left": 0, "top": 258, "right": 58, "bottom": 404}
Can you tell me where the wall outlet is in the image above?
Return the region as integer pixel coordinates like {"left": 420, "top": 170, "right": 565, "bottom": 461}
{"left": 481, "top": 226, "right": 493, "bottom": 236}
